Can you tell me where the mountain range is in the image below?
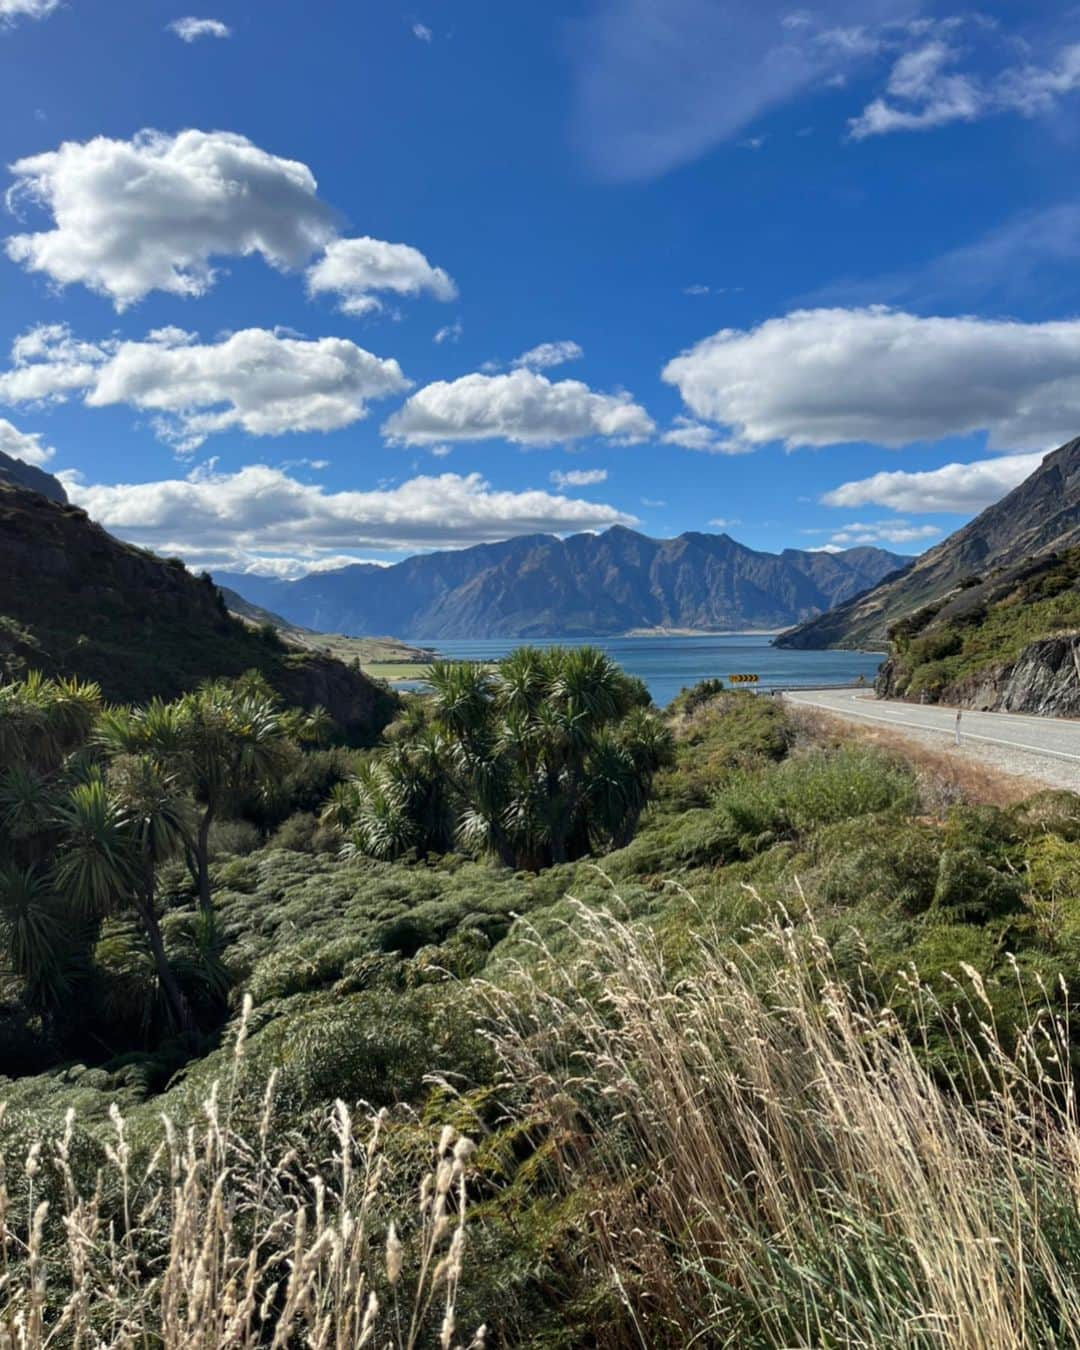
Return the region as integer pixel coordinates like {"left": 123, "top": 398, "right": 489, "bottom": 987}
{"left": 216, "top": 530, "right": 908, "bottom": 639}
{"left": 778, "top": 435, "right": 1080, "bottom": 650}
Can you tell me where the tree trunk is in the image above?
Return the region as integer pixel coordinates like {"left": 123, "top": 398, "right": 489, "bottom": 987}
{"left": 195, "top": 805, "right": 214, "bottom": 914}
{"left": 136, "top": 873, "right": 194, "bottom": 1037}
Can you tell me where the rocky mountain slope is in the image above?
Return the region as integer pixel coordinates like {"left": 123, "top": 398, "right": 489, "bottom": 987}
{"left": 778, "top": 436, "right": 1080, "bottom": 651}
{"left": 0, "top": 447, "right": 68, "bottom": 504}
{"left": 0, "top": 481, "right": 396, "bottom": 741}
{"left": 873, "top": 549, "right": 1080, "bottom": 717}
{"left": 218, "top": 528, "right": 907, "bottom": 639}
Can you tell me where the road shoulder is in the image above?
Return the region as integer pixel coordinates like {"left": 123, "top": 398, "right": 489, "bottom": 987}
{"left": 782, "top": 691, "right": 1079, "bottom": 796}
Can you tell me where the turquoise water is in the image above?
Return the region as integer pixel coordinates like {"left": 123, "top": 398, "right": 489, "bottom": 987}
{"left": 404, "top": 634, "right": 883, "bottom": 708}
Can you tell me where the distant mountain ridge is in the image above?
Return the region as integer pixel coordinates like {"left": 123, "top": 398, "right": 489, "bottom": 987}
{"left": 216, "top": 528, "right": 908, "bottom": 639}
{"left": 778, "top": 435, "right": 1080, "bottom": 651}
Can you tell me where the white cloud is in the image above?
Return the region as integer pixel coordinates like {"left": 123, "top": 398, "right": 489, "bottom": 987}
{"left": 850, "top": 41, "right": 985, "bottom": 137}
{"left": 569, "top": 0, "right": 919, "bottom": 181}
{"left": 513, "top": 340, "right": 584, "bottom": 370}
{"left": 306, "top": 236, "right": 456, "bottom": 317}
{"left": 683, "top": 284, "right": 710, "bottom": 295}
{"left": 383, "top": 368, "right": 654, "bottom": 447}
{"left": 0, "top": 0, "right": 59, "bottom": 23}
{"left": 62, "top": 465, "right": 638, "bottom": 568}
{"left": 6, "top": 130, "right": 336, "bottom": 309}
{"left": 822, "top": 451, "right": 1045, "bottom": 515}
{"left": 850, "top": 39, "right": 1080, "bottom": 139}
{"left": 0, "top": 417, "right": 54, "bottom": 466}
{"left": 661, "top": 415, "right": 752, "bottom": 455}
{"left": 550, "top": 467, "right": 608, "bottom": 487}
{"left": 412, "top": 22, "right": 432, "bottom": 42}
{"left": 214, "top": 551, "right": 389, "bottom": 579}
{"left": 167, "top": 16, "right": 231, "bottom": 41}
{"left": 819, "top": 520, "right": 940, "bottom": 548}
{"left": 662, "top": 307, "right": 1080, "bottom": 452}
{"left": 434, "top": 321, "right": 463, "bottom": 344}
{"left": 0, "top": 323, "right": 409, "bottom": 453}
{"left": 708, "top": 516, "right": 741, "bottom": 527}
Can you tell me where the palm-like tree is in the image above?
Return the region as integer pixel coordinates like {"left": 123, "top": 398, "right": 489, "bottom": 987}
{"left": 0, "top": 865, "right": 73, "bottom": 1010}
{"left": 98, "top": 677, "right": 300, "bottom": 914}
{"left": 332, "top": 647, "right": 672, "bottom": 871}
{"left": 52, "top": 768, "right": 194, "bottom": 1034}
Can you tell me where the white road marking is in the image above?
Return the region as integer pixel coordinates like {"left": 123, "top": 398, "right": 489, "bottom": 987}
{"left": 784, "top": 692, "right": 1080, "bottom": 767}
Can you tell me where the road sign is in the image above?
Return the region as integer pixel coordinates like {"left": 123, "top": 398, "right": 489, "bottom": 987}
{"left": 728, "top": 673, "right": 759, "bottom": 684}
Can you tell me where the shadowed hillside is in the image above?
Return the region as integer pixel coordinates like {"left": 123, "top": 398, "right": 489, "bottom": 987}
{"left": 0, "top": 481, "right": 397, "bottom": 741}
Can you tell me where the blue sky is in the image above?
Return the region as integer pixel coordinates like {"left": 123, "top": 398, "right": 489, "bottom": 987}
{"left": 1, "top": 0, "right": 1079, "bottom": 576}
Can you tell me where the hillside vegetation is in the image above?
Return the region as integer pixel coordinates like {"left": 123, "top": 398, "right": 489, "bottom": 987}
{"left": 0, "top": 483, "right": 397, "bottom": 741}
{"left": 779, "top": 433, "right": 1080, "bottom": 651}
{"left": 3, "top": 651, "right": 1080, "bottom": 1344}
{"left": 876, "top": 547, "right": 1080, "bottom": 714}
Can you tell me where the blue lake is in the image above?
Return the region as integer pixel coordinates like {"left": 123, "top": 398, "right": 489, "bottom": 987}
{"left": 406, "top": 634, "right": 884, "bottom": 708}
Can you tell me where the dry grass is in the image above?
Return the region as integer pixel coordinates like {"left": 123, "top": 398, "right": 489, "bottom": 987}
{"left": 486, "top": 897, "right": 1080, "bottom": 1349}
{"left": 0, "top": 996, "right": 485, "bottom": 1349}
{"left": 787, "top": 705, "right": 1045, "bottom": 809}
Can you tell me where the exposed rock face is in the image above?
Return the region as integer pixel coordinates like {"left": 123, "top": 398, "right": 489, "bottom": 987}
{"left": 779, "top": 435, "right": 1080, "bottom": 650}
{"left": 0, "top": 449, "right": 68, "bottom": 504}
{"left": 0, "top": 482, "right": 396, "bottom": 741}
{"left": 216, "top": 529, "right": 907, "bottom": 639}
{"left": 880, "top": 636, "right": 1080, "bottom": 718}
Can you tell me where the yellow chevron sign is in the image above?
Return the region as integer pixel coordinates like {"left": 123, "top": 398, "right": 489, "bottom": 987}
{"left": 728, "top": 673, "right": 759, "bottom": 684}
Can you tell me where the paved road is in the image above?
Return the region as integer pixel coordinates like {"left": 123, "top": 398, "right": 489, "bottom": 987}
{"left": 782, "top": 688, "right": 1080, "bottom": 792}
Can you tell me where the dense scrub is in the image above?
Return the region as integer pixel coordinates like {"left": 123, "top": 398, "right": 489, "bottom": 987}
{"left": 3, "top": 669, "right": 1080, "bottom": 1344}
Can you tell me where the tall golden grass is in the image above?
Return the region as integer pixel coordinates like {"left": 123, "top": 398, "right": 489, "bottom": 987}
{"left": 486, "top": 896, "right": 1080, "bottom": 1348}
{"left": 0, "top": 996, "right": 485, "bottom": 1349}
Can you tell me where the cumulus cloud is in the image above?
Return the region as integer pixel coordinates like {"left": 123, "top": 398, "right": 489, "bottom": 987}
{"left": 412, "top": 21, "right": 432, "bottom": 42}
{"left": 0, "top": 0, "right": 59, "bottom": 23}
{"left": 0, "top": 416, "right": 54, "bottom": 466}
{"left": 514, "top": 340, "right": 584, "bottom": 369}
{"left": 433, "top": 321, "right": 463, "bottom": 344}
{"left": 0, "top": 323, "right": 409, "bottom": 453}
{"left": 550, "top": 467, "right": 608, "bottom": 487}
{"left": 62, "top": 464, "right": 638, "bottom": 569}
{"left": 850, "top": 39, "right": 1080, "bottom": 138}
{"left": 167, "top": 16, "right": 231, "bottom": 41}
{"left": 383, "top": 368, "right": 654, "bottom": 447}
{"left": 5, "top": 130, "right": 336, "bottom": 309}
{"left": 661, "top": 416, "right": 752, "bottom": 455}
{"left": 822, "top": 451, "right": 1045, "bottom": 515}
{"left": 306, "top": 236, "right": 456, "bottom": 317}
{"left": 662, "top": 307, "right": 1080, "bottom": 453}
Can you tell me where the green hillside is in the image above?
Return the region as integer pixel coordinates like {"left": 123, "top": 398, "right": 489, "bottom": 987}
{"left": 876, "top": 547, "right": 1080, "bottom": 710}
{"left": 0, "top": 483, "right": 398, "bottom": 740}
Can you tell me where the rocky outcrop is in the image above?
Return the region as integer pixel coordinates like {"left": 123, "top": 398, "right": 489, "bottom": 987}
{"left": 935, "top": 637, "right": 1080, "bottom": 718}
{"left": 0, "top": 449, "right": 68, "bottom": 504}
